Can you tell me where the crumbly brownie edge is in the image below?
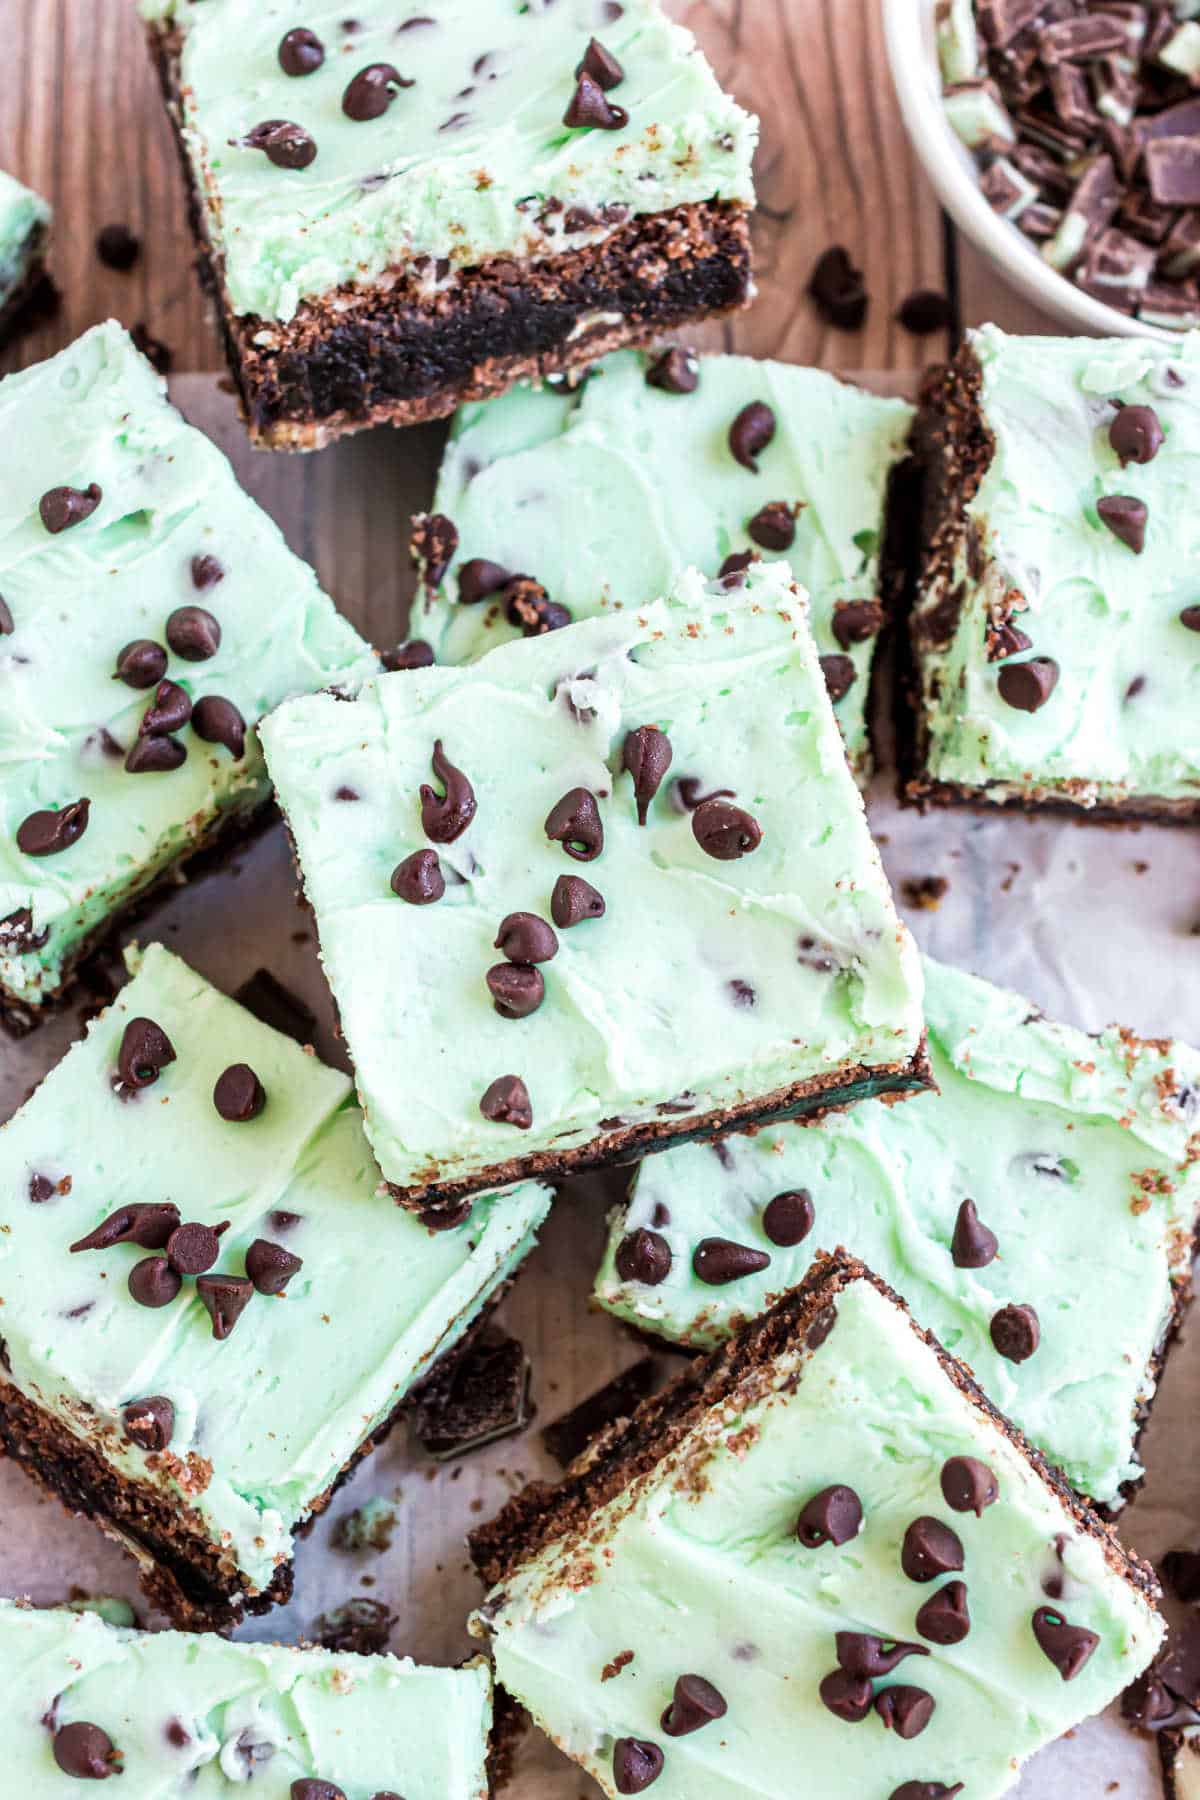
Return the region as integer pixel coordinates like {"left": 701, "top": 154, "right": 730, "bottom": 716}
{"left": 0, "top": 219, "right": 53, "bottom": 350}
{"left": 902, "top": 775, "right": 1200, "bottom": 826}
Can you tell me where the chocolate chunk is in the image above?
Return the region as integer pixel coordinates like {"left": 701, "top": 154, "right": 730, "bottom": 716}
{"left": 1162, "top": 1548, "right": 1200, "bottom": 1604}
{"left": 96, "top": 223, "right": 140, "bottom": 270}
{"left": 1146, "top": 137, "right": 1200, "bottom": 207}
{"left": 916, "top": 1580, "right": 971, "bottom": 1645}
{"left": 0, "top": 906, "right": 47, "bottom": 953}
{"left": 140, "top": 679, "right": 192, "bottom": 737}
{"left": 1180, "top": 606, "right": 1200, "bottom": 633}
{"left": 818, "top": 1669, "right": 873, "bottom": 1723}
{"left": 122, "top": 1395, "right": 174, "bottom": 1452}
{"left": 234, "top": 969, "right": 316, "bottom": 1045}
{"left": 486, "top": 963, "right": 545, "bottom": 1019}
{"left": 246, "top": 1238, "right": 303, "bottom": 1296}
{"left": 545, "top": 787, "right": 603, "bottom": 860}
{"left": 128, "top": 1256, "right": 183, "bottom": 1310}
{"left": 1096, "top": 493, "right": 1147, "bottom": 553}
{"left": 797, "top": 1484, "right": 862, "bottom": 1548}
{"left": 504, "top": 577, "right": 570, "bottom": 636}
{"left": 53, "top": 1721, "right": 120, "bottom": 1779}
{"left": 190, "top": 554, "right": 224, "bottom": 591}
{"left": 612, "top": 1738, "right": 663, "bottom": 1793}
{"left": 420, "top": 740, "right": 476, "bottom": 843}
{"left": 495, "top": 912, "right": 558, "bottom": 963}
{"left": 901, "top": 1517, "right": 964, "bottom": 1583}
{"left": 213, "top": 1063, "right": 267, "bottom": 1122}
{"left": 941, "top": 1456, "right": 998, "bottom": 1516}
{"left": 762, "top": 1189, "right": 814, "bottom": 1247}
{"left": 950, "top": 1199, "right": 998, "bottom": 1269}
{"left": 196, "top": 1272, "right": 254, "bottom": 1340}
{"left": 896, "top": 290, "right": 952, "bottom": 335}
{"left": 615, "top": 1227, "right": 671, "bottom": 1286}
{"left": 71, "top": 1202, "right": 180, "bottom": 1253}
{"left": 312, "top": 1597, "right": 395, "bottom": 1657}
{"left": 563, "top": 72, "right": 628, "bottom": 129}
{"left": 192, "top": 696, "right": 246, "bottom": 759}
{"left": 832, "top": 599, "right": 884, "bottom": 649}
{"left": 806, "top": 1302, "right": 838, "bottom": 1349}
{"left": 125, "top": 733, "right": 186, "bottom": 775}
{"left": 622, "top": 726, "right": 673, "bottom": 824}
{"left": 382, "top": 638, "right": 436, "bottom": 671}
{"left": 39, "top": 483, "right": 102, "bottom": 534}
{"left": 1109, "top": 404, "right": 1164, "bottom": 467}
{"left": 646, "top": 347, "right": 698, "bottom": 393}
{"left": 551, "top": 873, "right": 605, "bottom": 928}
{"left": 411, "top": 1326, "right": 532, "bottom": 1459}
{"left": 542, "top": 1358, "right": 657, "bottom": 1466}
{"left": 1031, "top": 1605, "right": 1099, "bottom": 1681}
{"left": 391, "top": 849, "right": 445, "bottom": 904}
{"left": 988, "top": 620, "right": 1032, "bottom": 661}
{"left": 577, "top": 36, "right": 624, "bottom": 88}
{"left": 114, "top": 639, "right": 167, "bottom": 689}
{"left": 0, "top": 596, "right": 12, "bottom": 634}
{"left": 661, "top": 1673, "right": 726, "bottom": 1737}
{"left": 997, "top": 656, "right": 1059, "bottom": 713}
{"left": 17, "top": 798, "right": 90, "bottom": 857}
{"left": 819, "top": 653, "right": 856, "bottom": 703}
{"left": 291, "top": 1784, "right": 346, "bottom": 1800}
{"left": 691, "top": 798, "right": 762, "bottom": 860}
{"left": 1120, "top": 1670, "right": 1177, "bottom": 1730}
{"left": 808, "top": 246, "right": 868, "bottom": 330}
{"left": 343, "top": 62, "right": 412, "bottom": 120}
{"left": 29, "top": 1173, "right": 56, "bottom": 1203}
{"left": 457, "top": 558, "right": 511, "bottom": 604}
{"left": 411, "top": 511, "right": 458, "bottom": 587}
{"left": 836, "top": 1633, "right": 929, "bottom": 1678}
{"left": 279, "top": 26, "right": 325, "bottom": 75}
{"left": 728, "top": 401, "right": 775, "bottom": 472}
{"left": 889, "top": 1787, "right": 963, "bottom": 1800}
{"left": 116, "top": 1016, "right": 176, "bottom": 1090}
{"left": 165, "top": 605, "right": 220, "bottom": 662}
{"left": 247, "top": 120, "right": 318, "bottom": 169}
{"left": 747, "top": 501, "right": 797, "bottom": 551}
{"left": 479, "top": 1074, "right": 532, "bottom": 1128}
{"left": 166, "top": 1221, "right": 225, "bottom": 1277}
{"left": 692, "top": 1237, "right": 771, "bottom": 1284}
{"left": 990, "top": 1301, "right": 1040, "bottom": 1362}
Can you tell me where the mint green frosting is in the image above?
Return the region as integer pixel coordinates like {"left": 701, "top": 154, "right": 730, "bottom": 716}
{"left": 0, "top": 1600, "right": 490, "bottom": 1797}
{"left": 138, "top": 0, "right": 756, "bottom": 324}
{"left": 596, "top": 955, "right": 1200, "bottom": 1505}
{"left": 0, "top": 168, "right": 50, "bottom": 303}
{"left": 0, "top": 322, "right": 376, "bottom": 1006}
{"left": 474, "top": 1273, "right": 1163, "bottom": 1800}
{"left": 411, "top": 348, "right": 913, "bottom": 780}
{"left": 914, "top": 324, "right": 1200, "bottom": 808}
{"left": 262, "top": 564, "right": 925, "bottom": 1199}
{"left": 0, "top": 943, "right": 550, "bottom": 1598}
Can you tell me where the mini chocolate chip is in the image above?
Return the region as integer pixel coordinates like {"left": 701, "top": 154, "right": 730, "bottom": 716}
{"left": 728, "top": 401, "right": 775, "bottom": 472}
{"left": 196, "top": 1272, "right": 254, "bottom": 1340}
{"left": 411, "top": 511, "right": 459, "bottom": 588}
{"left": 832, "top": 599, "right": 885, "bottom": 649}
{"left": 53, "top": 1721, "right": 120, "bottom": 1779}
{"left": 997, "top": 656, "right": 1059, "bottom": 713}
{"left": 125, "top": 733, "right": 187, "bottom": 775}
{"left": 612, "top": 1739, "right": 663, "bottom": 1794}
{"left": 875, "top": 1685, "right": 935, "bottom": 1739}
{"left": 808, "top": 245, "right": 868, "bottom": 330}
{"left": 128, "top": 1256, "right": 183, "bottom": 1309}
{"left": 140, "top": 679, "right": 192, "bottom": 737}
{"left": 17, "top": 798, "right": 90, "bottom": 857}
{"left": 391, "top": 849, "right": 445, "bottom": 903}
{"left": 835, "top": 1633, "right": 929, "bottom": 1678}
{"left": 991, "top": 1302, "right": 1040, "bottom": 1362}
{"left": 39, "top": 483, "right": 102, "bottom": 534}
{"left": 563, "top": 72, "right": 628, "bottom": 129}
{"left": 165, "top": 605, "right": 220, "bottom": 661}
{"left": 96, "top": 223, "right": 140, "bottom": 270}
{"left": 896, "top": 289, "right": 952, "bottom": 335}
{"left": 247, "top": 120, "right": 318, "bottom": 169}
{"left": 487, "top": 962, "right": 545, "bottom": 1019}
{"left": 166, "top": 1221, "right": 225, "bottom": 1277}
{"left": 916, "top": 1580, "right": 971, "bottom": 1646}
{"left": 1031, "top": 1606, "right": 1099, "bottom": 1681}
{"left": 190, "top": 554, "right": 224, "bottom": 591}
{"left": 117, "top": 1017, "right": 176, "bottom": 1089}
{"left": 797, "top": 1484, "right": 862, "bottom": 1548}
{"left": 246, "top": 1238, "right": 303, "bottom": 1295}
{"left": 890, "top": 1787, "right": 963, "bottom": 1800}
{"left": 718, "top": 549, "right": 756, "bottom": 584}
{"left": 1180, "top": 605, "right": 1200, "bottom": 632}
{"left": 0, "top": 595, "right": 12, "bottom": 634}
{"left": 71, "top": 1201, "right": 180, "bottom": 1253}
{"left": 950, "top": 1199, "right": 998, "bottom": 1270}
{"left": 382, "top": 638, "right": 436, "bottom": 671}
{"left": 122, "top": 1395, "right": 174, "bottom": 1452}
{"left": 820, "top": 653, "right": 856, "bottom": 703}
{"left": 504, "top": 577, "right": 571, "bottom": 636}
{"left": 291, "top": 1785, "right": 346, "bottom": 1800}
{"left": 762, "top": 1189, "right": 814, "bottom": 1247}
{"left": 29, "top": 1174, "right": 55, "bottom": 1203}
{"left": 192, "top": 696, "right": 246, "bottom": 759}
{"left": 806, "top": 1302, "right": 838, "bottom": 1349}
{"left": 1109, "top": 404, "right": 1163, "bottom": 467}
{"left": 495, "top": 912, "right": 558, "bottom": 963}
{"left": 660, "top": 1673, "right": 726, "bottom": 1737}
{"left": 343, "top": 62, "right": 412, "bottom": 120}
{"left": 645, "top": 346, "right": 698, "bottom": 393}
{"left": 457, "top": 557, "right": 511, "bottom": 604}
{"left": 691, "top": 798, "right": 761, "bottom": 860}
{"left": 576, "top": 36, "right": 624, "bottom": 88}
{"left": 213, "top": 1064, "right": 267, "bottom": 1123}
{"left": 279, "top": 26, "right": 325, "bottom": 74}
{"left": 988, "top": 620, "right": 1032, "bottom": 660}
{"left": 480, "top": 1074, "right": 532, "bottom": 1128}
{"left": 615, "top": 1227, "right": 671, "bottom": 1285}
{"left": 545, "top": 787, "right": 604, "bottom": 860}
{"left": 1096, "top": 493, "right": 1147, "bottom": 553}
{"left": 747, "top": 501, "right": 797, "bottom": 551}
{"left": 901, "top": 1517, "right": 964, "bottom": 1583}
{"left": 420, "top": 740, "right": 477, "bottom": 842}
{"left": 623, "top": 726, "right": 673, "bottom": 825}
{"left": 940, "top": 1456, "right": 998, "bottom": 1516}
{"left": 114, "top": 639, "right": 167, "bottom": 688}
{"left": 818, "top": 1668, "right": 872, "bottom": 1723}
{"left": 551, "top": 873, "right": 605, "bottom": 927}
{"left": 692, "top": 1237, "right": 770, "bottom": 1285}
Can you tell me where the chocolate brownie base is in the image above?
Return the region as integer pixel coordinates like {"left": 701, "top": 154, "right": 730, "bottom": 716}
{"left": 0, "top": 230, "right": 53, "bottom": 352}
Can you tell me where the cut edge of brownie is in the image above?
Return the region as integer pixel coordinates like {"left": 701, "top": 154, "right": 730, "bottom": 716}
{"left": 145, "top": 26, "right": 753, "bottom": 452}
{"left": 0, "top": 217, "right": 54, "bottom": 351}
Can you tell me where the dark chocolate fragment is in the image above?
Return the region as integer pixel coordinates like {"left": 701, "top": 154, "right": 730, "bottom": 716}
{"left": 950, "top": 1199, "right": 998, "bottom": 1269}
{"left": 53, "top": 1721, "right": 120, "bottom": 1779}
{"left": 797, "top": 1484, "right": 862, "bottom": 1548}
{"left": 196, "top": 1272, "right": 254, "bottom": 1340}
{"left": 192, "top": 696, "right": 246, "bottom": 759}
{"left": 1031, "top": 1606, "right": 1099, "bottom": 1681}
{"left": 114, "top": 639, "right": 167, "bottom": 689}
{"left": 808, "top": 246, "right": 868, "bottom": 330}
{"left": 486, "top": 962, "right": 545, "bottom": 1019}
{"left": 39, "top": 483, "right": 102, "bottom": 534}
{"left": 819, "top": 654, "right": 856, "bottom": 703}
{"left": 479, "top": 1074, "right": 532, "bottom": 1128}
{"left": 410, "top": 510, "right": 458, "bottom": 587}
{"left": 1096, "top": 493, "right": 1147, "bottom": 553}
{"left": 213, "top": 1063, "right": 267, "bottom": 1123}
{"left": 990, "top": 1302, "right": 1040, "bottom": 1362}
{"left": 245, "top": 1238, "right": 303, "bottom": 1295}
{"left": 997, "top": 656, "right": 1059, "bottom": 713}
{"left": 691, "top": 798, "right": 761, "bottom": 860}
{"left": 875, "top": 1685, "right": 935, "bottom": 1738}
{"left": 551, "top": 873, "right": 605, "bottom": 928}
{"left": 542, "top": 1358, "right": 657, "bottom": 1466}
{"left": 612, "top": 1738, "right": 664, "bottom": 1794}
{"left": 747, "top": 501, "right": 797, "bottom": 551}
{"left": 645, "top": 346, "right": 698, "bottom": 393}
{"left": 762, "top": 1189, "right": 814, "bottom": 1247}
{"left": 545, "top": 787, "right": 604, "bottom": 860}
{"left": 728, "top": 400, "right": 776, "bottom": 472}
{"left": 576, "top": 37, "right": 624, "bottom": 88}
{"left": 96, "top": 223, "right": 140, "bottom": 270}
{"left": 615, "top": 1228, "right": 671, "bottom": 1286}
{"left": 122, "top": 1395, "right": 174, "bottom": 1452}
{"left": 17, "top": 799, "right": 90, "bottom": 857}
{"left": 622, "top": 725, "right": 673, "bottom": 824}
{"left": 410, "top": 1328, "right": 532, "bottom": 1459}
{"left": 343, "top": 63, "right": 411, "bottom": 119}
{"left": 495, "top": 912, "right": 558, "bottom": 963}
{"left": 818, "top": 1669, "right": 872, "bottom": 1722}
{"left": 901, "top": 1517, "right": 964, "bottom": 1583}
{"left": 916, "top": 1580, "right": 971, "bottom": 1645}
{"left": 420, "top": 740, "right": 476, "bottom": 842}
{"left": 391, "top": 848, "right": 445, "bottom": 904}
{"left": 165, "top": 605, "right": 221, "bottom": 661}
{"left": 692, "top": 1237, "right": 771, "bottom": 1284}
{"left": 279, "top": 26, "right": 325, "bottom": 75}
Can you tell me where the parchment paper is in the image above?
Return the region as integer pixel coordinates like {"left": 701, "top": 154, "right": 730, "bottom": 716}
{"left": 1, "top": 374, "right": 1196, "bottom": 1799}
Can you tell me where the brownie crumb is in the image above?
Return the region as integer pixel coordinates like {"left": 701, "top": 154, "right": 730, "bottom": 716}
{"left": 410, "top": 1328, "right": 532, "bottom": 1460}
{"left": 601, "top": 1649, "right": 635, "bottom": 1682}
{"left": 542, "top": 1358, "right": 659, "bottom": 1467}
{"left": 312, "top": 1596, "right": 395, "bottom": 1654}
{"left": 902, "top": 875, "right": 950, "bottom": 911}
{"left": 331, "top": 1496, "right": 396, "bottom": 1554}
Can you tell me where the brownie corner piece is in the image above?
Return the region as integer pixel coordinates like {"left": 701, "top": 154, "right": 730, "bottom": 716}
{"left": 141, "top": 0, "right": 758, "bottom": 450}
{"left": 905, "top": 323, "right": 1200, "bottom": 819}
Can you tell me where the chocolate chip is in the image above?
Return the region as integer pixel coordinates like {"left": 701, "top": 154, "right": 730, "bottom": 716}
{"left": 1180, "top": 605, "right": 1200, "bottom": 633}
{"left": 658, "top": 1671, "right": 726, "bottom": 1738}
{"left": 1109, "top": 404, "right": 1163, "bottom": 467}
{"left": 551, "top": 873, "right": 605, "bottom": 927}
{"left": 343, "top": 62, "right": 411, "bottom": 120}
{"left": 504, "top": 576, "right": 570, "bottom": 636}
{"left": 896, "top": 289, "right": 952, "bottom": 335}
{"left": 692, "top": 1237, "right": 771, "bottom": 1285}
{"left": 612, "top": 1739, "right": 663, "bottom": 1794}
{"left": 818, "top": 1669, "right": 872, "bottom": 1723}
{"left": 832, "top": 599, "right": 885, "bottom": 650}
{"left": 29, "top": 1173, "right": 55, "bottom": 1203}
{"left": 71, "top": 1202, "right": 180, "bottom": 1253}
{"left": 820, "top": 654, "right": 857, "bottom": 703}
{"left": 411, "top": 511, "right": 459, "bottom": 587}
{"left": 457, "top": 558, "right": 510, "bottom": 604}
{"left": 0, "top": 596, "right": 11, "bottom": 634}
{"left": 139, "top": 679, "right": 192, "bottom": 737}
{"left": 806, "top": 1302, "right": 838, "bottom": 1349}
{"left": 192, "top": 696, "right": 246, "bottom": 759}
{"left": 990, "top": 1302, "right": 1040, "bottom": 1362}
{"left": 901, "top": 1517, "right": 964, "bottom": 1583}
{"left": 889, "top": 1786, "right": 963, "bottom": 1800}
{"left": 96, "top": 223, "right": 140, "bottom": 270}
{"left": 761, "top": 1189, "right": 814, "bottom": 1247}
{"left": 718, "top": 549, "right": 756, "bottom": 585}
{"left": 291, "top": 1785, "right": 346, "bottom": 1800}
{"left": 165, "top": 605, "right": 220, "bottom": 661}
{"left": 622, "top": 726, "right": 673, "bottom": 825}
{"left": 114, "top": 639, "right": 167, "bottom": 689}
{"left": 420, "top": 740, "right": 476, "bottom": 843}
{"left": 997, "top": 656, "right": 1059, "bottom": 713}
{"left": 691, "top": 798, "right": 761, "bottom": 860}
{"left": 246, "top": 1238, "right": 303, "bottom": 1295}
{"left": 196, "top": 1272, "right": 254, "bottom": 1340}
{"left": 836, "top": 1633, "right": 929, "bottom": 1678}
{"left": 486, "top": 962, "right": 545, "bottom": 1019}
{"left": 950, "top": 1198, "right": 998, "bottom": 1269}
{"left": 563, "top": 72, "right": 628, "bottom": 129}
{"left": 391, "top": 848, "right": 444, "bottom": 904}
{"left": 747, "top": 501, "right": 797, "bottom": 551}
{"left": 166, "top": 1221, "right": 226, "bottom": 1277}
{"left": 545, "top": 787, "right": 603, "bottom": 861}
{"left": 53, "top": 1722, "right": 120, "bottom": 1779}
{"left": 247, "top": 120, "right": 318, "bottom": 169}
{"left": 1096, "top": 493, "right": 1148, "bottom": 553}
{"left": 382, "top": 638, "right": 436, "bottom": 671}
{"left": 728, "top": 401, "right": 775, "bottom": 472}
{"left": 39, "top": 483, "right": 102, "bottom": 534}
{"left": 940, "top": 1456, "right": 998, "bottom": 1516}
{"left": 128, "top": 1256, "right": 183, "bottom": 1309}
{"left": 479, "top": 1074, "right": 532, "bottom": 1128}
{"left": 279, "top": 26, "right": 325, "bottom": 74}
{"left": 797, "top": 1484, "right": 862, "bottom": 1548}
{"left": 16, "top": 797, "right": 90, "bottom": 857}
{"left": 125, "top": 733, "right": 187, "bottom": 775}
{"left": 645, "top": 347, "right": 698, "bottom": 393}
{"left": 916, "top": 1580, "right": 971, "bottom": 1646}
{"left": 876, "top": 1685, "right": 935, "bottom": 1739}
{"left": 213, "top": 1064, "right": 267, "bottom": 1122}
{"left": 615, "top": 1227, "right": 671, "bottom": 1285}
{"left": 190, "top": 554, "right": 224, "bottom": 591}
{"left": 495, "top": 912, "right": 558, "bottom": 963}
{"left": 808, "top": 246, "right": 868, "bottom": 330}
{"left": 122, "top": 1395, "right": 174, "bottom": 1452}
{"left": 117, "top": 1017, "right": 176, "bottom": 1090}
{"left": 576, "top": 36, "right": 624, "bottom": 88}
{"left": 1031, "top": 1605, "right": 1099, "bottom": 1681}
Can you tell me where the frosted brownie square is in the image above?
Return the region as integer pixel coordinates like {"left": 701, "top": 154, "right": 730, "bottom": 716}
{"left": 262, "top": 563, "right": 928, "bottom": 1212}
{"left": 471, "top": 1252, "right": 1162, "bottom": 1800}
{"left": 0, "top": 168, "right": 50, "bottom": 345}
{"left": 139, "top": 0, "right": 757, "bottom": 450}
{"left": 907, "top": 324, "right": 1200, "bottom": 817}
{"left": 0, "top": 321, "right": 374, "bottom": 1022}
{"left": 0, "top": 1599, "right": 491, "bottom": 1796}
{"left": 595, "top": 955, "right": 1200, "bottom": 1507}
{"left": 409, "top": 348, "right": 914, "bottom": 782}
{"left": 0, "top": 943, "right": 550, "bottom": 1629}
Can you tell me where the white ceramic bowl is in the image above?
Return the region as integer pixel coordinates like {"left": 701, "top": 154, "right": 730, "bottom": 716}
{"left": 882, "top": 0, "right": 1174, "bottom": 342}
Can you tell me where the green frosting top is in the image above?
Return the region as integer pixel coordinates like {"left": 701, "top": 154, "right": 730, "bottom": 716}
{"left": 0, "top": 943, "right": 550, "bottom": 1595}
{"left": 0, "top": 168, "right": 50, "bottom": 297}
{"left": 138, "top": 0, "right": 757, "bottom": 323}
{"left": 0, "top": 1601, "right": 491, "bottom": 1797}
{"left": 595, "top": 955, "right": 1200, "bottom": 1504}
{"left": 411, "top": 348, "right": 913, "bottom": 780}
{"left": 262, "top": 564, "right": 925, "bottom": 1199}
{"left": 475, "top": 1271, "right": 1162, "bottom": 1800}
{"left": 0, "top": 322, "right": 375, "bottom": 1006}
{"left": 914, "top": 324, "right": 1200, "bottom": 807}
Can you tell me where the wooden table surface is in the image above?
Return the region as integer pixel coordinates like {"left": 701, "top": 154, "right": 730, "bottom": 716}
{"left": 1, "top": 0, "right": 1059, "bottom": 388}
